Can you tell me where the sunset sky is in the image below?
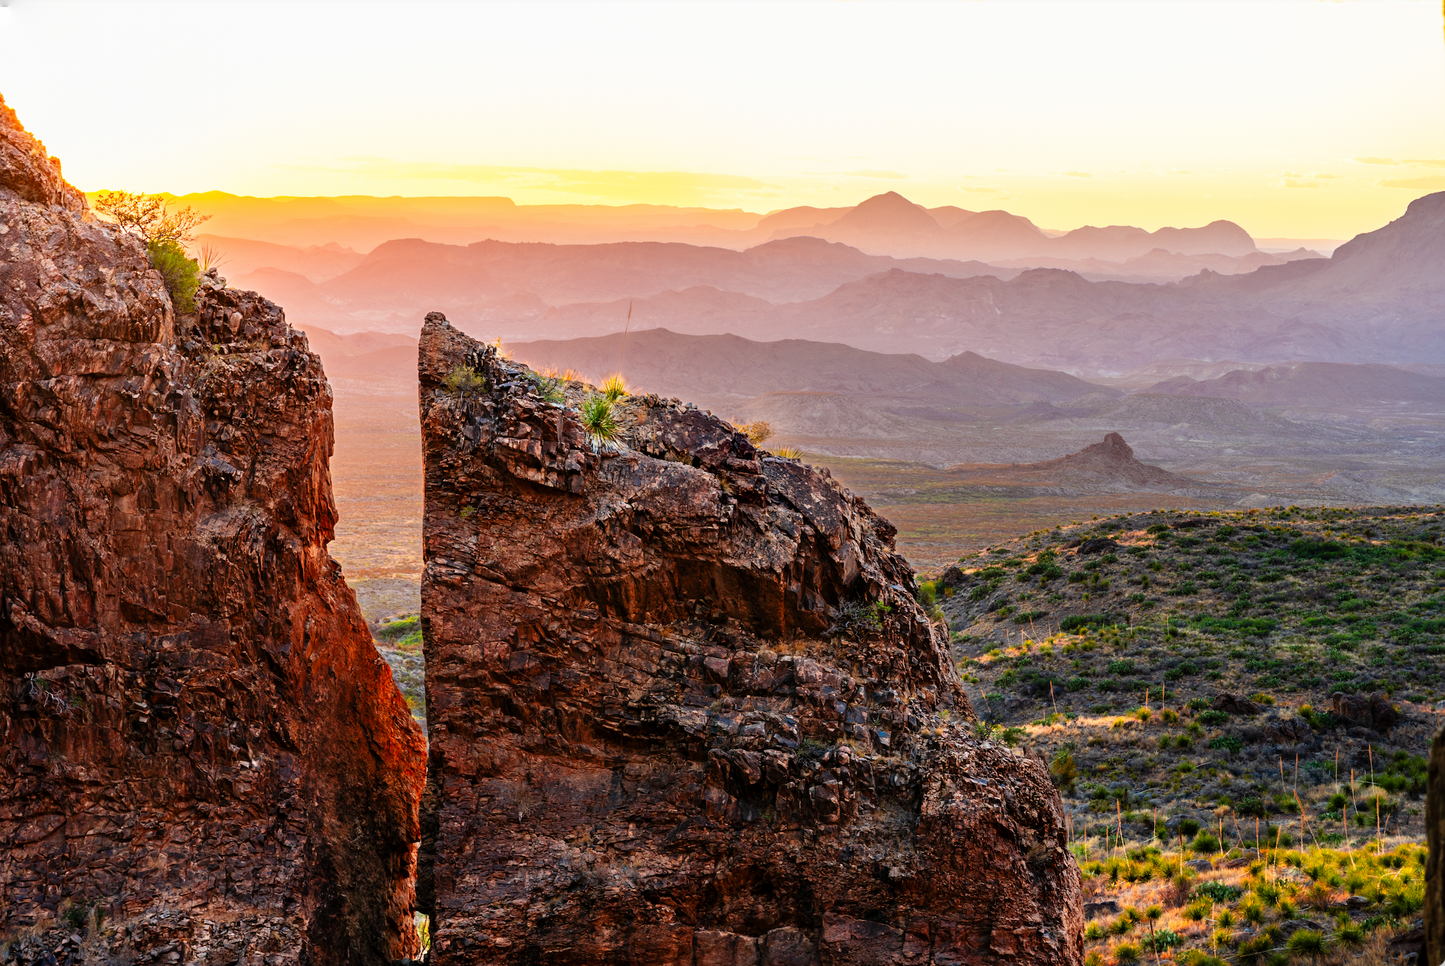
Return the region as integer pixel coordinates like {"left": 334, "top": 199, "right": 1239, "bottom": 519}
{"left": 2, "top": 0, "right": 1442, "bottom": 238}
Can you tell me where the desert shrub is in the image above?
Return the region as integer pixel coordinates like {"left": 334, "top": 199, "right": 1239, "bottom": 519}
{"left": 771, "top": 446, "right": 803, "bottom": 459}
{"left": 1191, "top": 832, "right": 1220, "bottom": 853}
{"left": 1143, "top": 929, "right": 1183, "bottom": 953}
{"left": 580, "top": 394, "right": 620, "bottom": 449}
{"left": 734, "top": 420, "right": 773, "bottom": 445}
{"left": 94, "top": 189, "right": 209, "bottom": 244}
{"left": 530, "top": 372, "right": 566, "bottom": 404}
{"left": 442, "top": 366, "right": 488, "bottom": 396}
{"left": 1049, "top": 749, "right": 1078, "bottom": 791}
{"left": 1195, "top": 709, "right": 1229, "bottom": 726}
{"left": 1194, "top": 881, "right": 1242, "bottom": 903}
{"left": 1061, "top": 613, "right": 1124, "bottom": 633}
{"left": 1177, "top": 818, "right": 1202, "bottom": 838}
{"left": 147, "top": 239, "right": 200, "bottom": 312}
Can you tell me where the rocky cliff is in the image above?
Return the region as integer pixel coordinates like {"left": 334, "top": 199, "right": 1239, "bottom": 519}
{"left": 1428, "top": 727, "right": 1443, "bottom": 966}
{"left": 0, "top": 95, "right": 424, "bottom": 963}
{"left": 417, "top": 313, "right": 1082, "bottom": 964}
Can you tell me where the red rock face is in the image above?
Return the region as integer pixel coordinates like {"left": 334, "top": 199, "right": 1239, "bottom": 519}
{"left": 417, "top": 313, "right": 1082, "bottom": 964}
{"left": 0, "top": 95, "right": 424, "bottom": 963}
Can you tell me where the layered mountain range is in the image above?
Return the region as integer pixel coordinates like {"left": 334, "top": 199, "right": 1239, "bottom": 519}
{"left": 203, "top": 187, "right": 1445, "bottom": 374}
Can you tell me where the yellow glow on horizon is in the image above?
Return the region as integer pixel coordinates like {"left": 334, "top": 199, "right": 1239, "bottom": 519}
{"left": 2, "top": 0, "right": 1442, "bottom": 238}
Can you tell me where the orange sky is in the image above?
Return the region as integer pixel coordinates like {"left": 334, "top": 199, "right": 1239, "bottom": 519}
{"left": 2, "top": 0, "right": 1443, "bottom": 238}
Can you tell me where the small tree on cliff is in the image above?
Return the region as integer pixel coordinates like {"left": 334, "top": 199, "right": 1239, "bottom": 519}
{"left": 93, "top": 190, "right": 209, "bottom": 312}
{"left": 93, "top": 190, "right": 209, "bottom": 246}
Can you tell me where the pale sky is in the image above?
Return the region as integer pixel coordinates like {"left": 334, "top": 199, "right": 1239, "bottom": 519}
{"left": 2, "top": 0, "right": 1442, "bottom": 237}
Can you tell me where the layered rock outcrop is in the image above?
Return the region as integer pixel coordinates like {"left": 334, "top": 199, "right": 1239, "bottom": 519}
{"left": 417, "top": 313, "right": 1083, "bottom": 964}
{"left": 0, "top": 95, "right": 424, "bottom": 963}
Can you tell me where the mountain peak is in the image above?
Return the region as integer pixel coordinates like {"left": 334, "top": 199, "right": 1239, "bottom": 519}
{"left": 832, "top": 192, "right": 942, "bottom": 234}
{"left": 0, "top": 93, "right": 85, "bottom": 211}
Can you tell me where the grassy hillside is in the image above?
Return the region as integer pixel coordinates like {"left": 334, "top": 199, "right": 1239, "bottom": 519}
{"left": 928, "top": 505, "right": 1443, "bottom": 964}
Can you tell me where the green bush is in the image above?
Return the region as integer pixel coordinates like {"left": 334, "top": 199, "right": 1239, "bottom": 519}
{"left": 147, "top": 239, "right": 200, "bottom": 313}
{"left": 1061, "top": 613, "right": 1123, "bottom": 632}
{"left": 1143, "top": 929, "right": 1183, "bottom": 953}
{"left": 1284, "top": 929, "right": 1324, "bottom": 957}
{"left": 442, "top": 365, "right": 488, "bottom": 396}
{"left": 1194, "top": 881, "right": 1243, "bottom": 903}
{"left": 580, "top": 394, "right": 621, "bottom": 448}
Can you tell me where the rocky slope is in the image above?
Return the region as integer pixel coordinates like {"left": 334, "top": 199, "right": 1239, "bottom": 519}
{"left": 1430, "top": 726, "right": 1443, "bottom": 966}
{"left": 416, "top": 312, "right": 1083, "bottom": 964}
{"left": 0, "top": 95, "right": 424, "bottom": 962}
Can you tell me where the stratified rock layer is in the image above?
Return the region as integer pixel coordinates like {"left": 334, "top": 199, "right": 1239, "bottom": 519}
{"left": 0, "top": 95, "right": 424, "bottom": 963}
{"left": 1428, "top": 726, "right": 1443, "bottom": 966}
{"left": 417, "top": 313, "right": 1082, "bottom": 965}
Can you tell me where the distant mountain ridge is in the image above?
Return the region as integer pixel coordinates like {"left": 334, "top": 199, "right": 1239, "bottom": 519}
{"left": 214, "top": 190, "right": 1445, "bottom": 374}
{"left": 180, "top": 188, "right": 1262, "bottom": 268}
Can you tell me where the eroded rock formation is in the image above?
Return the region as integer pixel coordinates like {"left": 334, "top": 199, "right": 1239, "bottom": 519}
{"left": 0, "top": 95, "right": 424, "bottom": 963}
{"left": 417, "top": 313, "right": 1082, "bottom": 964}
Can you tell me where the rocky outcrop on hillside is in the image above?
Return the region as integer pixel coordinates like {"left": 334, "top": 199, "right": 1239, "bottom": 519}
{"left": 1428, "top": 727, "right": 1443, "bottom": 966}
{"left": 0, "top": 95, "right": 424, "bottom": 963}
{"left": 416, "top": 312, "right": 1082, "bottom": 964}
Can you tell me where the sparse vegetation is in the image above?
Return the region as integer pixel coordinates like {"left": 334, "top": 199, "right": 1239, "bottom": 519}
{"left": 938, "top": 506, "right": 1440, "bottom": 965}
{"left": 735, "top": 419, "right": 774, "bottom": 446}
{"left": 93, "top": 190, "right": 211, "bottom": 312}
{"left": 442, "top": 365, "right": 488, "bottom": 396}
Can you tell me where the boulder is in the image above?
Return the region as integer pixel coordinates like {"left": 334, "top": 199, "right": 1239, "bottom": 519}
{"left": 0, "top": 95, "right": 424, "bottom": 963}
{"left": 1213, "top": 693, "right": 1263, "bottom": 716}
{"left": 1329, "top": 691, "right": 1398, "bottom": 733}
{"left": 415, "top": 315, "right": 1083, "bottom": 965}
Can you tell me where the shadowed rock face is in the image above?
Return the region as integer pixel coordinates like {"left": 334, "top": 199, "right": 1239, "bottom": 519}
{"left": 417, "top": 312, "right": 1082, "bottom": 965}
{"left": 1428, "top": 728, "right": 1443, "bottom": 966}
{"left": 0, "top": 95, "right": 424, "bottom": 964}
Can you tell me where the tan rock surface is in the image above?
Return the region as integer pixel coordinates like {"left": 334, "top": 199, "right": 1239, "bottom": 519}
{"left": 0, "top": 94, "right": 424, "bottom": 964}
{"left": 417, "top": 312, "right": 1082, "bottom": 964}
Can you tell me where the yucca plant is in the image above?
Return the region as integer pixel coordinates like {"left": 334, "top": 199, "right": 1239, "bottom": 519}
{"left": 601, "top": 373, "right": 628, "bottom": 401}
{"left": 771, "top": 446, "right": 803, "bottom": 460}
{"left": 1283, "top": 929, "right": 1324, "bottom": 957}
{"left": 580, "top": 394, "right": 620, "bottom": 450}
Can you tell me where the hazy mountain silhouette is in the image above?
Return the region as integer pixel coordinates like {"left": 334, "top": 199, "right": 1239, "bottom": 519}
{"left": 1145, "top": 362, "right": 1445, "bottom": 407}
{"left": 505, "top": 327, "right": 1112, "bottom": 408}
